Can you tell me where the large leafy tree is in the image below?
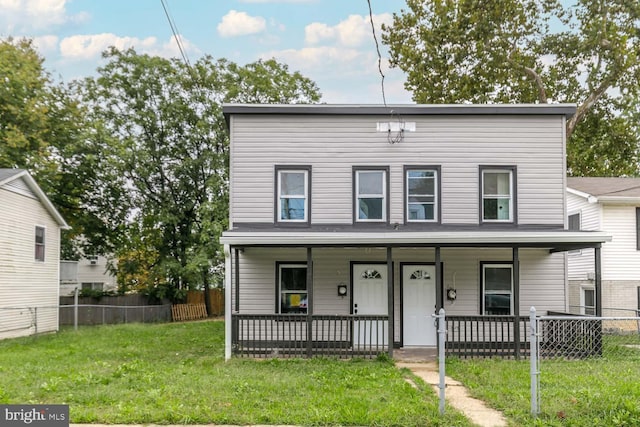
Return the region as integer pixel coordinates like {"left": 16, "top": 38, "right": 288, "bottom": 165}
{"left": 80, "top": 48, "right": 320, "bottom": 300}
{"left": 383, "top": 0, "right": 640, "bottom": 176}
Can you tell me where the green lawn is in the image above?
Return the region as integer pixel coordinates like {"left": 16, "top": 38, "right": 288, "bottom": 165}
{"left": 446, "top": 345, "right": 640, "bottom": 427}
{"left": 0, "top": 321, "right": 471, "bottom": 426}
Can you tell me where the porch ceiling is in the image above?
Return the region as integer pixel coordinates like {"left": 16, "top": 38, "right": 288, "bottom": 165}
{"left": 220, "top": 229, "right": 611, "bottom": 251}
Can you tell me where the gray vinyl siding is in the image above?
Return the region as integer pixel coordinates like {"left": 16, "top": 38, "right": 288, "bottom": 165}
{"left": 0, "top": 184, "right": 61, "bottom": 339}
{"left": 230, "top": 115, "right": 566, "bottom": 226}
{"left": 566, "top": 192, "right": 600, "bottom": 280}
{"left": 232, "top": 247, "right": 566, "bottom": 342}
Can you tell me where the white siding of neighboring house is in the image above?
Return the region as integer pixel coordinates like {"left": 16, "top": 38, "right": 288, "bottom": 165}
{"left": 229, "top": 115, "right": 566, "bottom": 226}
{"left": 0, "top": 181, "right": 61, "bottom": 339}
{"left": 60, "top": 256, "right": 118, "bottom": 296}
{"left": 231, "top": 246, "right": 566, "bottom": 342}
{"left": 566, "top": 191, "right": 601, "bottom": 281}
{"left": 601, "top": 205, "right": 640, "bottom": 281}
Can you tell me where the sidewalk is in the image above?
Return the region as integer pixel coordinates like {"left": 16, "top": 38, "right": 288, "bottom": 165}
{"left": 397, "top": 362, "right": 508, "bottom": 427}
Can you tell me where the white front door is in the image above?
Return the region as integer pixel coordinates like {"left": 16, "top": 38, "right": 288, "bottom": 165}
{"left": 402, "top": 264, "right": 437, "bottom": 346}
{"left": 352, "top": 264, "right": 388, "bottom": 347}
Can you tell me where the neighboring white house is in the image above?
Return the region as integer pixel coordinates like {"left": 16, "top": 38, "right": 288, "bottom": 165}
{"left": 567, "top": 177, "right": 640, "bottom": 316}
{"left": 0, "top": 169, "right": 69, "bottom": 339}
{"left": 220, "top": 104, "right": 611, "bottom": 360}
{"left": 60, "top": 255, "right": 118, "bottom": 296}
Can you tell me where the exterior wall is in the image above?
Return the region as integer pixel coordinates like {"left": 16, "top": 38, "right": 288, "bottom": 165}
{"left": 229, "top": 114, "right": 566, "bottom": 226}
{"left": 601, "top": 205, "right": 640, "bottom": 281}
{"left": 0, "top": 184, "right": 61, "bottom": 339}
{"left": 569, "top": 279, "right": 640, "bottom": 316}
{"left": 60, "top": 256, "right": 118, "bottom": 296}
{"left": 566, "top": 192, "right": 600, "bottom": 281}
{"left": 231, "top": 247, "right": 567, "bottom": 343}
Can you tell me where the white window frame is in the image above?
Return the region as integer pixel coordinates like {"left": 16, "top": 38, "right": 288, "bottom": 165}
{"left": 81, "top": 282, "right": 104, "bottom": 291}
{"left": 35, "top": 226, "right": 45, "bottom": 262}
{"left": 277, "top": 263, "right": 308, "bottom": 314}
{"left": 406, "top": 168, "right": 438, "bottom": 222}
{"left": 482, "top": 263, "right": 513, "bottom": 315}
{"left": 481, "top": 169, "right": 514, "bottom": 223}
{"left": 568, "top": 211, "right": 582, "bottom": 255}
{"left": 580, "top": 285, "right": 596, "bottom": 316}
{"left": 355, "top": 169, "right": 387, "bottom": 222}
{"left": 277, "top": 169, "right": 309, "bottom": 223}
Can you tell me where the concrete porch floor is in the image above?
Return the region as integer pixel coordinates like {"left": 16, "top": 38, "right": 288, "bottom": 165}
{"left": 393, "top": 346, "right": 438, "bottom": 362}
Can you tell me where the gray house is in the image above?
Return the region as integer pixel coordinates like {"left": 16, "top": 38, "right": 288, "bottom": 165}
{"left": 567, "top": 177, "right": 640, "bottom": 317}
{"left": 220, "top": 104, "right": 611, "bottom": 360}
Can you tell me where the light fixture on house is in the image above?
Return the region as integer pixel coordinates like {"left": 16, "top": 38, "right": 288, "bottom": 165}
{"left": 447, "top": 288, "right": 457, "bottom": 301}
{"left": 337, "top": 283, "right": 348, "bottom": 297}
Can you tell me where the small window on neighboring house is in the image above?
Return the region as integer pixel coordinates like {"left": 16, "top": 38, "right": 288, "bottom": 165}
{"left": 482, "top": 264, "right": 513, "bottom": 315}
{"left": 568, "top": 212, "right": 581, "bottom": 255}
{"left": 480, "top": 167, "right": 516, "bottom": 223}
{"left": 278, "top": 264, "right": 307, "bottom": 314}
{"left": 581, "top": 286, "right": 595, "bottom": 315}
{"left": 35, "top": 226, "right": 45, "bottom": 262}
{"left": 82, "top": 282, "right": 104, "bottom": 291}
{"left": 276, "top": 167, "right": 310, "bottom": 223}
{"left": 406, "top": 167, "right": 439, "bottom": 222}
{"left": 355, "top": 168, "right": 388, "bottom": 222}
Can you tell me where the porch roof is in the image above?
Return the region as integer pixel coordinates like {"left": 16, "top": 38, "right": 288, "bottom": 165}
{"left": 220, "top": 226, "right": 611, "bottom": 251}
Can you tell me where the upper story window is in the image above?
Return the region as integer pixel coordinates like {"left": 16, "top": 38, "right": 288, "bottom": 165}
{"left": 480, "top": 166, "right": 516, "bottom": 223}
{"left": 276, "top": 166, "right": 310, "bottom": 224}
{"left": 568, "top": 212, "right": 581, "bottom": 231}
{"left": 405, "top": 166, "right": 439, "bottom": 223}
{"left": 354, "top": 167, "right": 388, "bottom": 223}
{"left": 35, "top": 226, "right": 45, "bottom": 262}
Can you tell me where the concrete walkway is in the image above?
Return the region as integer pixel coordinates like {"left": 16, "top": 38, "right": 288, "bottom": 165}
{"left": 396, "top": 362, "right": 508, "bottom": 427}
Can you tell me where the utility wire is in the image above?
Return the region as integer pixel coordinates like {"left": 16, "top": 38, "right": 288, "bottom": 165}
{"left": 160, "top": 0, "right": 192, "bottom": 71}
{"left": 367, "top": 0, "right": 387, "bottom": 107}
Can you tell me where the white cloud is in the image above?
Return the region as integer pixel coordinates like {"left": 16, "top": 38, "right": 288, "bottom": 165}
{"left": 0, "top": 0, "right": 88, "bottom": 33}
{"left": 217, "top": 10, "right": 266, "bottom": 38}
{"left": 31, "top": 34, "right": 58, "bottom": 53}
{"left": 305, "top": 13, "right": 392, "bottom": 47}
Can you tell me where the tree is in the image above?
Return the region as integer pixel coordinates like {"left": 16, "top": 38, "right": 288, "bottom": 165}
{"left": 382, "top": 0, "right": 640, "bottom": 175}
{"left": 80, "top": 48, "right": 320, "bottom": 304}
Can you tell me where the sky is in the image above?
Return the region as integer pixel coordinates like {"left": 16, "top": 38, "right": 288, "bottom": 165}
{"left": 0, "top": 0, "right": 414, "bottom": 104}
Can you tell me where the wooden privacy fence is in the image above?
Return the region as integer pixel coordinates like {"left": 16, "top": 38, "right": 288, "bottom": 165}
{"left": 171, "top": 289, "right": 224, "bottom": 321}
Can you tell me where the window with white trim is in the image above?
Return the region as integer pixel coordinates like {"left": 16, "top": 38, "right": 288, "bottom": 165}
{"left": 406, "top": 168, "right": 437, "bottom": 222}
{"left": 482, "top": 264, "right": 513, "bottom": 315}
{"left": 355, "top": 169, "right": 387, "bottom": 222}
{"left": 276, "top": 168, "right": 309, "bottom": 223}
{"left": 278, "top": 264, "right": 307, "bottom": 313}
{"left": 568, "top": 212, "right": 581, "bottom": 255}
{"left": 481, "top": 168, "right": 514, "bottom": 222}
{"left": 581, "top": 286, "right": 595, "bottom": 315}
{"left": 35, "top": 226, "right": 45, "bottom": 262}
{"left": 82, "top": 282, "right": 104, "bottom": 291}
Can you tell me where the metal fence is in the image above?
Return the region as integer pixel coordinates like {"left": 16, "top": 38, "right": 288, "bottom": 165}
{"left": 59, "top": 304, "right": 172, "bottom": 327}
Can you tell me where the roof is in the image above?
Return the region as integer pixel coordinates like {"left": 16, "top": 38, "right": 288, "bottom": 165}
{"left": 0, "top": 169, "right": 70, "bottom": 229}
{"left": 220, "top": 225, "right": 611, "bottom": 251}
{"left": 222, "top": 103, "right": 577, "bottom": 127}
{"left": 567, "top": 177, "right": 640, "bottom": 204}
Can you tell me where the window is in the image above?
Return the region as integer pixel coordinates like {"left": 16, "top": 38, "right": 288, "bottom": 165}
{"left": 480, "top": 167, "right": 516, "bottom": 223}
{"left": 35, "top": 226, "right": 45, "bottom": 261}
{"left": 82, "top": 282, "right": 104, "bottom": 291}
{"left": 276, "top": 167, "right": 310, "bottom": 223}
{"left": 354, "top": 168, "right": 388, "bottom": 222}
{"left": 405, "top": 167, "right": 439, "bottom": 222}
{"left": 568, "top": 212, "right": 581, "bottom": 255}
{"left": 482, "top": 264, "right": 513, "bottom": 315}
{"left": 278, "top": 264, "right": 307, "bottom": 313}
{"left": 581, "top": 286, "right": 595, "bottom": 315}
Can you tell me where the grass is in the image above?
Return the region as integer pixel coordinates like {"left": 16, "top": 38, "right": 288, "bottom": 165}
{"left": 0, "top": 321, "right": 472, "bottom": 426}
{"left": 446, "top": 344, "right": 640, "bottom": 427}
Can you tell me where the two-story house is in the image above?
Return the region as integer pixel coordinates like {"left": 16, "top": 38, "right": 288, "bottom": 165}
{"left": 0, "top": 169, "right": 69, "bottom": 339}
{"left": 567, "top": 177, "right": 640, "bottom": 317}
{"left": 220, "top": 104, "right": 611, "bottom": 360}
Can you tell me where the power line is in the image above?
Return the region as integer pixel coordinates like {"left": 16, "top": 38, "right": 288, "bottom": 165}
{"left": 160, "top": 0, "right": 192, "bottom": 70}
{"left": 366, "top": 0, "right": 387, "bottom": 107}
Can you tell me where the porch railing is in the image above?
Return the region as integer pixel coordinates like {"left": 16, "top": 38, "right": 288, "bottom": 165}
{"left": 232, "top": 313, "right": 389, "bottom": 358}
{"left": 445, "top": 315, "right": 531, "bottom": 359}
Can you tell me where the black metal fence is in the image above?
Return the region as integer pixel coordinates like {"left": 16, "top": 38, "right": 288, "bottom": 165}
{"left": 445, "top": 315, "right": 531, "bottom": 358}
{"left": 232, "top": 314, "right": 389, "bottom": 358}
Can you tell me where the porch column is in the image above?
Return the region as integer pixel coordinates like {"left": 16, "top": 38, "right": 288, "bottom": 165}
{"left": 513, "top": 247, "right": 521, "bottom": 359}
{"left": 306, "top": 247, "right": 314, "bottom": 357}
{"left": 595, "top": 246, "right": 602, "bottom": 316}
{"left": 387, "top": 246, "right": 394, "bottom": 357}
{"left": 234, "top": 248, "right": 240, "bottom": 312}
{"left": 224, "top": 244, "right": 232, "bottom": 361}
{"left": 435, "top": 247, "right": 442, "bottom": 310}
